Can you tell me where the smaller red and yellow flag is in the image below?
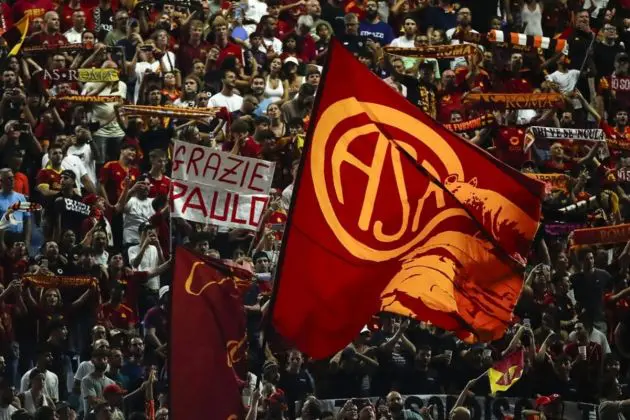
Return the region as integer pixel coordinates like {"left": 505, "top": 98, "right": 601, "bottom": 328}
{"left": 488, "top": 349, "right": 524, "bottom": 395}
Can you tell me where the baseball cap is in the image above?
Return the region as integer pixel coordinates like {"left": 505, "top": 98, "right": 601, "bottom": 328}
{"left": 616, "top": 52, "right": 629, "bottom": 62}
{"left": 104, "top": 383, "right": 126, "bottom": 395}
{"left": 60, "top": 170, "right": 76, "bottom": 181}
{"left": 536, "top": 394, "right": 560, "bottom": 407}
{"left": 284, "top": 56, "right": 299, "bottom": 66}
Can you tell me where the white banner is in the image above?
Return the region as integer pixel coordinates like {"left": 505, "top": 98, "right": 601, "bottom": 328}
{"left": 524, "top": 127, "right": 605, "bottom": 151}
{"left": 306, "top": 395, "right": 598, "bottom": 420}
{"left": 171, "top": 140, "right": 275, "bottom": 195}
{"left": 170, "top": 180, "right": 269, "bottom": 230}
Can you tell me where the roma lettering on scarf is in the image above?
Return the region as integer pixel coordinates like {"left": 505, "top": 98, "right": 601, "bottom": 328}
{"left": 571, "top": 223, "right": 630, "bottom": 247}
{"left": 462, "top": 93, "right": 564, "bottom": 110}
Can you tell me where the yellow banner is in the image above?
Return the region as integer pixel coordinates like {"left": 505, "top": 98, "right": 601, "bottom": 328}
{"left": 78, "top": 68, "right": 119, "bottom": 82}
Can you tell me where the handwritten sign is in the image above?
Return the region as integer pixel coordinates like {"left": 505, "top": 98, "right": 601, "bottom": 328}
{"left": 172, "top": 140, "right": 275, "bottom": 195}
{"left": 171, "top": 180, "right": 269, "bottom": 230}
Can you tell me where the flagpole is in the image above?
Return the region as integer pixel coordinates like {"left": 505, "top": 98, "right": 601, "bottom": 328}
{"left": 254, "top": 38, "right": 338, "bottom": 388}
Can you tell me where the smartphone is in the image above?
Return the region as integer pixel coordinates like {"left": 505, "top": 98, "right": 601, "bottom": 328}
{"left": 40, "top": 258, "right": 49, "bottom": 269}
{"left": 140, "top": 45, "right": 154, "bottom": 52}
{"left": 523, "top": 318, "right": 531, "bottom": 327}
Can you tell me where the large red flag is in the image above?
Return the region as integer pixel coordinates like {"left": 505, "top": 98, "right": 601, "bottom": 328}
{"left": 170, "top": 247, "right": 251, "bottom": 420}
{"left": 271, "top": 39, "right": 545, "bottom": 359}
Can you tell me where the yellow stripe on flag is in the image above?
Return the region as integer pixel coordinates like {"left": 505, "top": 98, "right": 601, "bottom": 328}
{"left": 488, "top": 349, "right": 524, "bottom": 395}
{"left": 8, "top": 16, "right": 29, "bottom": 56}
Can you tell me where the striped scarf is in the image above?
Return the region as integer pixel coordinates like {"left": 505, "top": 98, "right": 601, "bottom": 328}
{"left": 457, "top": 30, "right": 568, "bottom": 54}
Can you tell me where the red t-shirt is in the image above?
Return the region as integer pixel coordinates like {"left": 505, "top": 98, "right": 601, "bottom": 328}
{"left": 148, "top": 174, "right": 170, "bottom": 198}
{"left": 214, "top": 41, "right": 243, "bottom": 68}
{"left": 240, "top": 137, "right": 262, "bottom": 158}
{"left": 504, "top": 75, "right": 534, "bottom": 94}
{"left": 99, "top": 161, "right": 140, "bottom": 205}
{"left": 12, "top": 0, "right": 54, "bottom": 21}
{"left": 36, "top": 167, "right": 62, "bottom": 192}
{"left": 26, "top": 32, "right": 68, "bottom": 47}
{"left": 493, "top": 126, "right": 530, "bottom": 169}
{"left": 97, "top": 302, "right": 137, "bottom": 330}
{"left": 59, "top": 3, "right": 95, "bottom": 32}
{"left": 176, "top": 40, "right": 212, "bottom": 79}
{"left": 437, "top": 91, "right": 463, "bottom": 124}
{"left": 599, "top": 75, "right": 630, "bottom": 113}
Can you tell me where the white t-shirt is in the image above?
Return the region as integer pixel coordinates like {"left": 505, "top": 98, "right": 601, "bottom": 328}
{"left": 0, "top": 405, "right": 17, "bottom": 420}
{"left": 67, "top": 143, "right": 97, "bottom": 185}
{"left": 546, "top": 69, "right": 581, "bottom": 95}
{"left": 261, "top": 37, "right": 283, "bottom": 54}
{"left": 20, "top": 369, "right": 59, "bottom": 401}
{"left": 123, "top": 196, "right": 155, "bottom": 245}
{"left": 390, "top": 36, "right": 415, "bottom": 48}
{"left": 568, "top": 327, "right": 612, "bottom": 354}
{"left": 64, "top": 27, "right": 84, "bottom": 44}
{"left": 82, "top": 81, "right": 127, "bottom": 138}
{"left": 127, "top": 244, "right": 160, "bottom": 291}
{"left": 208, "top": 91, "right": 244, "bottom": 113}
{"left": 41, "top": 154, "right": 89, "bottom": 195}
{"left": 245, "top": 0, "right": 267, "bottom": 23}
{"left": 134, "top": 61, "right": 161, "bottom": 104}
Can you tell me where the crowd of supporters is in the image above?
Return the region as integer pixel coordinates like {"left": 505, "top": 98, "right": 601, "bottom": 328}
{"left": 0, "top": 0, "right": 627, "bottom": 418}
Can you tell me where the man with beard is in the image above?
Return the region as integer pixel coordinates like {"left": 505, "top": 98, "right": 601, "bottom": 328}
{"left": 386, "top": 391, "right": 421, "bottom": 420}
{"left": 445, "top": 8, "right": 479, "bottom": 69}
{"left": 80, "top": 348, "right": 114, "bottom": 414}
{"left": 400, "top": 345, "right": 442, "bottom": 394}
{"left": 26, "top": 11, "right": 68, "bottom": 47}
{"left": 209, "top": 69, "right": 244, "bottom": 113}
{"left": 358, "top": 0, "right": 393, "bottom": 46}
{"left": 437, "top": 69, "right": 464, "bottom": 123}
{"left": 177, "top": 20, "right": 211, "bottom": 77}
{"left": 19, "top": 347, "right": 58, "bottom": 402}
{"left": 260, "top": 15, "right": 283, "bottom": 56}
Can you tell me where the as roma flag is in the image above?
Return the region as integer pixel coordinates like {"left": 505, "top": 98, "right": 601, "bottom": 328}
{"left": 271, "top": 39, "right": 545, "bottom": 359}
{"left": 170, "top": 247, "right": 251, "bottom": 420}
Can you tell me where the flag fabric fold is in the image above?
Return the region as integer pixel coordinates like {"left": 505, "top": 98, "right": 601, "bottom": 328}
{"left": 1, "top": 16, "right": 29, "bottom": 56}
{"left": 488, "top": 350, "right": 525, "bottom": 395}
{"left": 170, "top": 247, "right": 251, "bottom": 420}
{"left": 271, "top": 39, "right": 544, "bottom": 359}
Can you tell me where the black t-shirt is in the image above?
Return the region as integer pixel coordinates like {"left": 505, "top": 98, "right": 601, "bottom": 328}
{"left": 593, "top": 41, "right": 625, "bottom": 79}
{"left": 93, "top": 7, "right": 114, "bottom": 41}
{"left": 570, "top": 268, "right": 612, "bottom": 323}
{"left": 53, "top": 193, "right": 90, "bottom": 235}
{"left": 400, "top": 369, "right": 443, "bottom": 395}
